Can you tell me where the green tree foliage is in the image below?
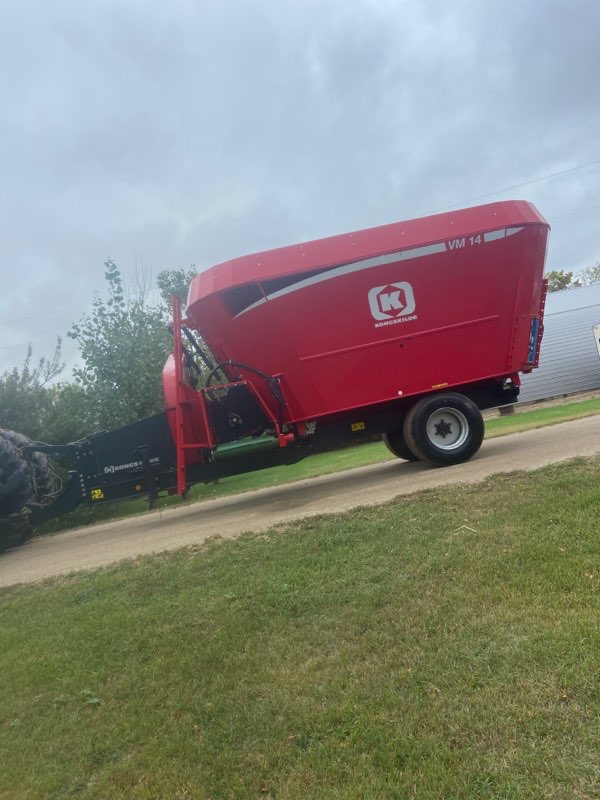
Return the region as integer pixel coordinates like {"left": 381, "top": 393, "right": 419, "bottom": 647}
{"left": 545, "top": 270, "right": 582, "bottom": 292}
{"left": 68, "top": 260, "right": 172, "bottom": 430}
{"left": 546, "top": 263, "right": 600, "bottom": 292}
{"left": 156, "top": 267, "right": 197, "bottom": 311}
{"left": 42, "top": 383, "right": 92, "bottom": 443}
{"left": 1, "top": 265, "right": 198, "bottom": 440}
{"left": 0, "top": 343, "right": 63, "bottom": 439}
{"left": 580, "top": 262, "right": 600, "bottom": 286}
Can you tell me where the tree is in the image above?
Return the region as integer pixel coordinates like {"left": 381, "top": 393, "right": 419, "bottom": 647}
{"left": 545, "top": 263, "right": 600, "bottom": 292}
{"left": 580, "top": 262, "right": 600, "bottom": 286}
{"left": 1, "top": 265, "right": 201, "bottom": 440}
{"left": 156, "top": 267, "right": 197, "bottom": 311}
{"left": 0, "top": 342, "right": 63, "bottom": 438}
{"left": 545, "top": 270, "right": 581, "bottom": 292}
{"left": 68, "top": 259, "right": 172, "bottom": 430}
{"left": 41, "top": 383, "right": 92, "bottom": 444}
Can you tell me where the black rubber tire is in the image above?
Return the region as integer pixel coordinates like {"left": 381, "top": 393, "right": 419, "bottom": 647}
{"left": 0, "top": 512, "right": 34, "bottom": 552}
{"left": 382, "top": 429, "right": 419, "bottom": 461}
{"left": 0, "top": 430, "right": 59, "bottom": 551}
{"left": 0, "top": 436, "right": 33, "bottom": 516}
{"left": 1, "top": 429, "right": 57, "bottom": 504}
{"left": 402, "top": 392, "right": 484, "bottom": 467}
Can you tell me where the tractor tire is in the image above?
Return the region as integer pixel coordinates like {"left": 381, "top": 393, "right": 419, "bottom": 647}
{"left": 402, "top": 393, "right": 484, "bottom": 467}
{"left": 0, "top": 430, "right": 58, "bottom": 552}
{"left": 0, "top": 435, "right": 33, "bottom": 517}
{"left": 1, "top": 429, "right": 57, "bottom": 505}
{"left": 382, "top": 429, "right": 418, "bottom": 462}
{"left": 0, "top": 512, "right": 35, "bottom": 552}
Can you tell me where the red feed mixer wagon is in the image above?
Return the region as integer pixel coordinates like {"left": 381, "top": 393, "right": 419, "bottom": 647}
{"left": 0, "top": 200, "right": 549, "bottom": 548}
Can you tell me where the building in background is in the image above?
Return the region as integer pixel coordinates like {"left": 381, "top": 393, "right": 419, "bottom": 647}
{"left": 519, "top": 282, "right": 600, "bottom": 403}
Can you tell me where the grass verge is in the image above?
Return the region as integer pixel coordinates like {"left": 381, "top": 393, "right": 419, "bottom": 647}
{"left": 2, "top": 456, "right": 600, "bottom": 799}
{"left": 39, "top": 395, "right": 600, "bottom": 534}
{"left": 485, "top": 396, "right": 600, "bottom": 437}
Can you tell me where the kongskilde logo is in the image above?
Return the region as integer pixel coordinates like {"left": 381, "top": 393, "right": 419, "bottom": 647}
{"left": 103, "top": 456, "right": 160, "bottom": 474}
{"left": 368, "top": 282, "right": 417, "bottom": 327}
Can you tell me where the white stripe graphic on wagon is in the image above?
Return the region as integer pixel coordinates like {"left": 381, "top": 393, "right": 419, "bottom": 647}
{"left": 483, "top": 226, "right": 523, "bottom": 243}
{"left": 233, "top": 227, "right": 520, "bottom": 318}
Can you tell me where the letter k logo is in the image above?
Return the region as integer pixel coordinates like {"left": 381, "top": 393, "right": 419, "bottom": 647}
{"left": 368, "top": 282, "right": 416, "bottom": 321}
{"left": 379, "top": 290, "right": 404, "bottom": 313}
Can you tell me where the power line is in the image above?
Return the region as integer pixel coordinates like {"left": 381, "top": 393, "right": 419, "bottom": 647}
{"left": 432, "top": 158, "right": 600, "bottom": 213}
{"left": 548, "top": 204, "right": 600, "bottom": 221}
{"left": 0, "top": 302, "right": 92, "bottom": 326}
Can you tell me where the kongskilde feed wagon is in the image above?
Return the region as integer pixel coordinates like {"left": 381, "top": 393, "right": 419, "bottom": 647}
{"left": 0, "top": 200, "right": 549, "bottom": 548}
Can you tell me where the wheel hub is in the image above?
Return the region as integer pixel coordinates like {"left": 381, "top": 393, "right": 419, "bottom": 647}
{"left": 425, "top": 407, "right": 469, "bottom": 451}
{"left": 434, "top": 418, "right": 452, "bottom": 438}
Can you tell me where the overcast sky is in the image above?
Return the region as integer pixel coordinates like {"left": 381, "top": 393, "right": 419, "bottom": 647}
{"left": 1, "top": 0, "right": 599, "bottom": 375}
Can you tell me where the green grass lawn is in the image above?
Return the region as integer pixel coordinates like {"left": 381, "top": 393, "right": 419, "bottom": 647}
{"left": 39, "top": 395, "right": 600, "bottom": 535}
{"left": 2, "top": 456, "right": 600, "bottom": 799}
{"left": 485, "top": 396, "right": 600, "bottom": 437}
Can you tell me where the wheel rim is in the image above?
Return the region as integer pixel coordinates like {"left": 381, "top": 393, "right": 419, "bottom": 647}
{"left": 425, "top": 407, "right": 469, "bottom": 451}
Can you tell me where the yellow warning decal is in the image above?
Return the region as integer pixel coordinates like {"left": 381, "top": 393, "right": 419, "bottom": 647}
{"left": 431, "top": 382, "right": 448, "bottom": 389}
{"left": 351, "top": 422, "right": 366, "bottom": 432}
{"left": 91, "top": 489, "right": 104, "bottom": 501}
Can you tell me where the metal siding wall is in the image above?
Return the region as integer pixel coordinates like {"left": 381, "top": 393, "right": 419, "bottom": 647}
{"left": 538, "top": 282, "right": 600, "bottom": 313}
{"left": 519, "top": 300, "right": 600, "bottom": 402}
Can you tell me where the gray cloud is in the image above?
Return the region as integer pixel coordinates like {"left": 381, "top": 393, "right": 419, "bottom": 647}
{"left": 0, "top": 0, "right": 599, "bottom": 372}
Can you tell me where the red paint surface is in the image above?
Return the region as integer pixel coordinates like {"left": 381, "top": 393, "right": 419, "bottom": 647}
{"left": 165, "top": 200, "right": 549, "bottom": 459}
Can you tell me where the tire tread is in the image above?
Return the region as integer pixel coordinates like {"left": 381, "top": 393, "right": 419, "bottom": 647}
{"left": 402, "top": 393, "right": 484, "bottom": 467}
